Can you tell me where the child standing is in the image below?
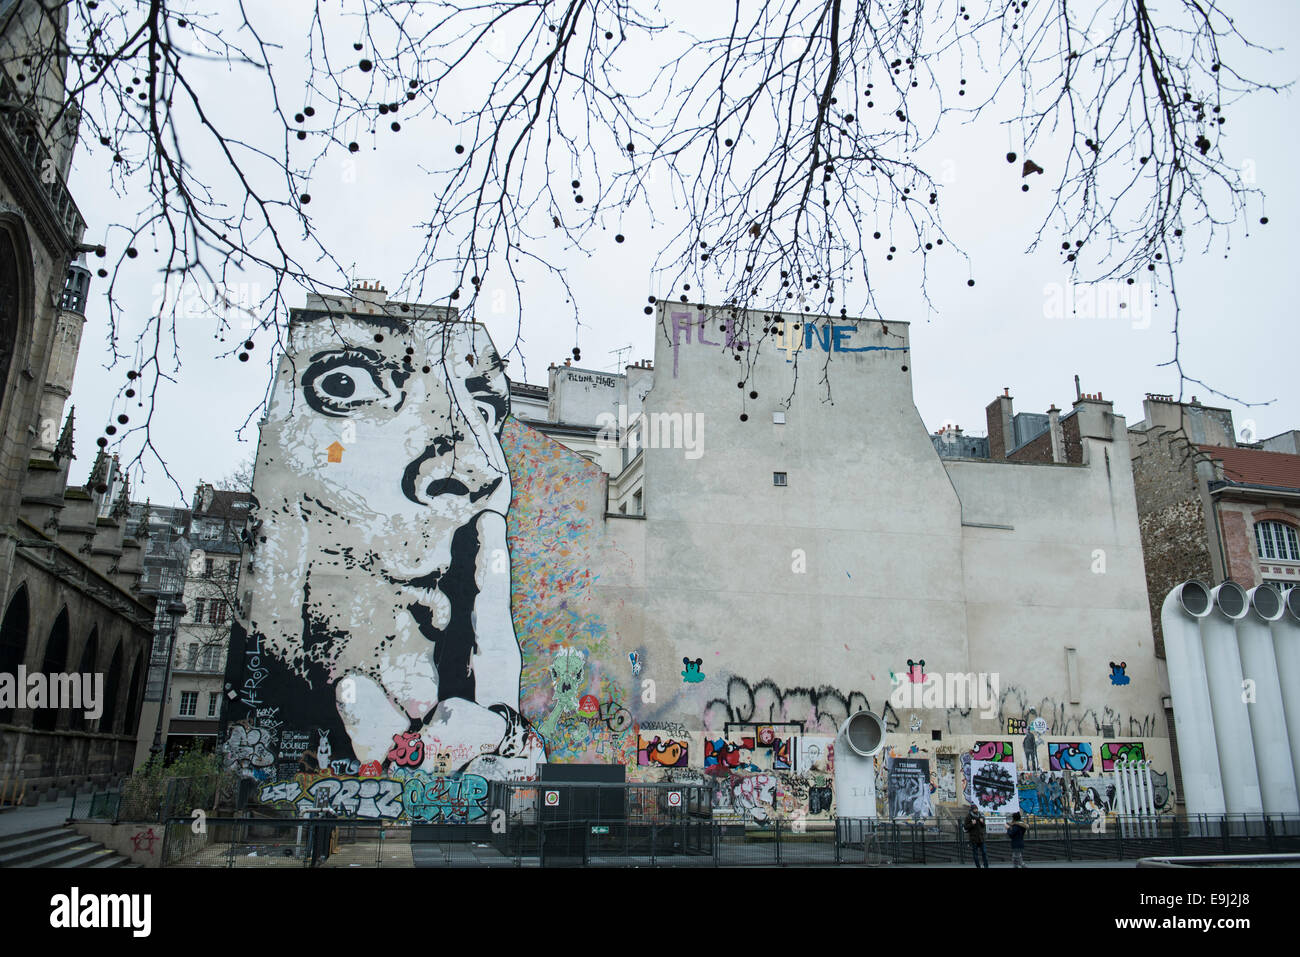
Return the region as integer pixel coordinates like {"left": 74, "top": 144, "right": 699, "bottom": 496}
{"left": 1007, "top": 811, "right": 1028, "bottom": 868}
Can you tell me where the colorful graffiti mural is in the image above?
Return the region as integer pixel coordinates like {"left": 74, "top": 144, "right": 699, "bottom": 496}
{"left": 1100, "top": 741, "right": 1146, "bottom": 770}
{"left": 1048, "top": 742, "right": 1094, "bottom": 772}
{"left": 639, "top": 733, "right": 690, "bottom": 768}
{"left": 971, "top": 740, "right": 1015, "bottom": 763}
{"left": 216, "top": 308, "right": 1173, "bottom": 826}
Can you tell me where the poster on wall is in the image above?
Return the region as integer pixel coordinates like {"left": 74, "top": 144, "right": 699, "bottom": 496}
{"left": 970, "top": 759, "right": 1020, "bottom": 815}
{"left": 888, "top": 758, "right": 933, "bottom": 819}
{"left": 795, "top": 736, "right": 835, "bottom": 775}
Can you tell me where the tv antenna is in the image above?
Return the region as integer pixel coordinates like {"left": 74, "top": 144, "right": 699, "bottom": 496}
{"left": 609, "top": 344, "right": 632, "bottom": 371}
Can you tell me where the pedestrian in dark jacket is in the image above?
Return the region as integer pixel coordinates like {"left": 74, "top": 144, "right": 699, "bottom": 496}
{"left": 1007, "top": 811, "right": 1028, "bottom": 868}
{"left": 964, "top": 806, "right": 988, "bottom": 868}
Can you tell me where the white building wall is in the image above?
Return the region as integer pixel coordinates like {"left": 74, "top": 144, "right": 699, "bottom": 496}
{"left": 590, "top": 303, "right": 1170, "bottom": 816}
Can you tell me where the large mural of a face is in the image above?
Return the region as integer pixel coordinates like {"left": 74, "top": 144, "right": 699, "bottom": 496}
{"left": 234, "top": 310, "right": 543, "bottom": 780}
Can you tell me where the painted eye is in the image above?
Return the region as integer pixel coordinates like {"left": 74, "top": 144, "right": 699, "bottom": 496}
{"left": 303, "top": 359, "right": 388, "bottom": 416}
{"left": 321, "top": 371, "right": 358, "bottom": 398}
{"left": 474, "top": 400, "right": 497, "bottom": 429}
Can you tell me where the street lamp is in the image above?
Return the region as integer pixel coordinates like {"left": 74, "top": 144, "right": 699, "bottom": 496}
{"left": 149, "top": 598, "right": 188, "bottom": 762}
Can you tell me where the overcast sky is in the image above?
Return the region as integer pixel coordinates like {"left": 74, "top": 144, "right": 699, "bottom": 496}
{"left": 63, "top": 1, "right": 1300, "bottom": 506}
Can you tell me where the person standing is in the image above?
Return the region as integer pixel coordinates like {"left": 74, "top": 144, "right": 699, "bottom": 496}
{"left": 964, "top": 805, "right": 988, "bottom": 868}
{"left": 1007, "top": 811, "right": 1028, "bottom": 868}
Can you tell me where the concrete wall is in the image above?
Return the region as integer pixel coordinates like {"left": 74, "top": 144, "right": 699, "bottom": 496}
{"left": 589, "top": 304, "right": 1170, "bottom": 821}
{"left": 70, "top": 820, "right": 167, "bottom": 868}
{"left": 223, "top": 301, "right": 1172, "bottom": 825}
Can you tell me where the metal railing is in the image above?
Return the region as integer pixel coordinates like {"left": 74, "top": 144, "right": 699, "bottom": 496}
{"left": 72, "top": 773, "right": 239, "bottom": 824}
{"left": 153, "top": 808, "right": 1300, "bottom": 867}
{"left": 160, "top": 816, "right": 415, "bottom": 868}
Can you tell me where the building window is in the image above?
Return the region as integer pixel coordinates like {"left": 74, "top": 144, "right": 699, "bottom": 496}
{"left": 1266, "top": 580, "right": 1296, "bottom": 596}
{"left": 773, "top": 472, "right": 787, "bottom": 487}
{"left": 227, "top": 560, "right": 238, "bottom": 579}
{"left": 209, "top": 601, "right": 227, "bottom": 625}
{"left": 179, "top": 691, "right": 198, "bottom": 717}
{"left": 633, "top": 489, "right": 643, "bottom": 515}
{"left": 208, "top": 692, "right": 219, "bottom": 717}
{"left": 192, "top": 598, "right": 205, "bottom": 623}
{"left": 773, "top": 411, "right": 786, "bottom": 425}
{"left": 204, "top": 557, "right": 214, "bottom": 577}
{"left": 199, "top": 645, "right": 222, "bottom": 671}
{"left": 1255, "top": 520, "right": 1300, "bottom": 562}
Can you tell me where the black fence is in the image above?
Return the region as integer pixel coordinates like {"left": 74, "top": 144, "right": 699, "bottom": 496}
{"left": 485, "top": 780, "right": 714, "bottom": 866}
{"left": 71, "top": 774, "right": 243, "bottom": 824}
{"left": 159, "top": 816, "right": 410, "bottom": 867}
{"left": 156, "top": 804, "right": 1300, "bottom": 868}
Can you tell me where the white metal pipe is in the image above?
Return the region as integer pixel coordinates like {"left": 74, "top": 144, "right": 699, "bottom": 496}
{"left": 1274, "top": 588, "right": 1300, "bottom": 803}
{"left": 1139, "top": 760, "right": 1155, "bottom": 835}
{"left": 1121, "top": 761, "right": 1134, "bottom": 837}
{"left": 1202, "top": 583, "right": 1264, "bottom": 815}
{"left": 1110, "top": 763, "right": 1125, "bottom": 838}
{"left": 1240, "top": 587, "right": 1300, "bottom": 814}
{"left": 1160, "top": 581, "right": 1226, "bottom": 816}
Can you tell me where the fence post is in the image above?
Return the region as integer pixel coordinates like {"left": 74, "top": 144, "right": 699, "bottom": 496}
{"left": 774, "top": 819, "right": 782, "bottom": 866}
{"left": 158, "top": 818, "right": 171, "bottom": 867}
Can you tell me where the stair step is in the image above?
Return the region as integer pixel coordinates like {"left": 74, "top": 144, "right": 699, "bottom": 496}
{"left": 0, "top": 832, "right": 89, "bottom": 867}
{"left": 15, "top": 837, "right": 122, "bottom": 868}
{"left": 53, "top": 847, "right": 126, "bottom": 868}
{"left": 0, "top": 824, "right": 72, "bottom": 850}
{"left": 17, "top": 840, "right": 109, "bottom": 868}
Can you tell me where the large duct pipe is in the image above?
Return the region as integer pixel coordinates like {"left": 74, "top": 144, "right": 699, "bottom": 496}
{"left": 1275, "top": 588, "right": 1300, "bottom": 802}
{"left": 833, "top": 711, "right": 886, "bottom": 818}
{"left": 1160, "top": 581, "right": 1226, "bottom": 816}
{"left": 1202, "top": 582, "right": 1263, "bottom": 815}
{"left": 1240, "top": 586, "right": 1300, "bottom": 814}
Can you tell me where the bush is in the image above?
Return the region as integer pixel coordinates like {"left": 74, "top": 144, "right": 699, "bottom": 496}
{"left": 118, "top": 748, "right": 237, "bottom": 821}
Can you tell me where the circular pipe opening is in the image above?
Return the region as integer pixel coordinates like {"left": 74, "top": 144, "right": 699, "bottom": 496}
{"left": 838, "top": 710, "right": 885, "bottom": 758}
{"left": 1248, "top": 584, "right": 1284, "bottom": 622}
{"left": 1288, "top": 587, "right": 1300, "bottom": 623}
{"left": 1211, "top": 581, "right": 1248, "bottom": 620}
{"left": 1175, "top": 580, "right": 1212, "bottom": 618}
